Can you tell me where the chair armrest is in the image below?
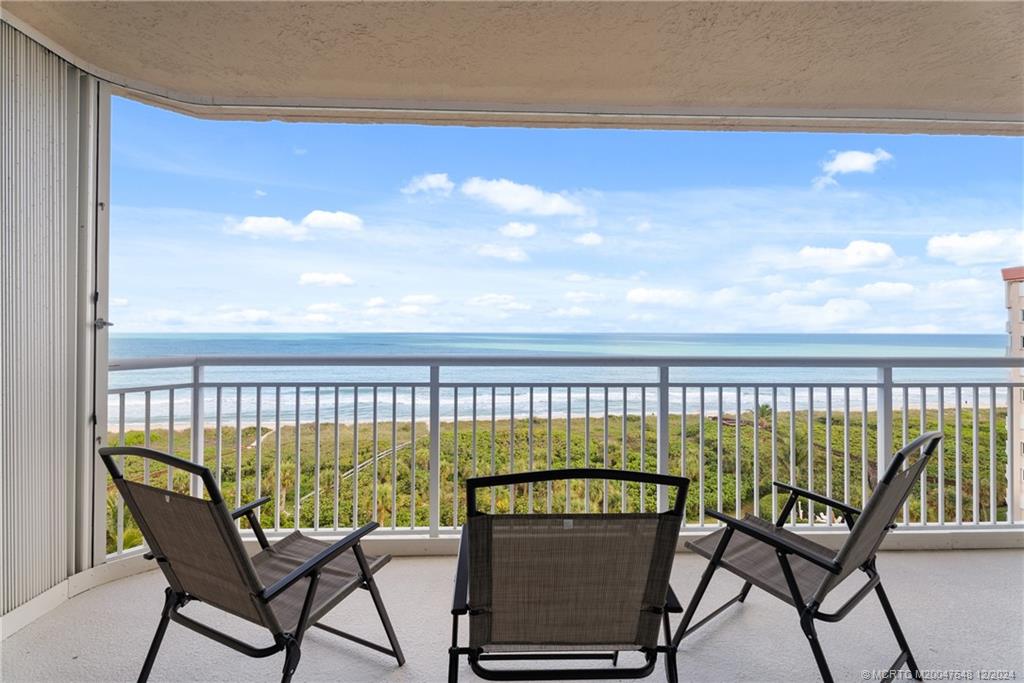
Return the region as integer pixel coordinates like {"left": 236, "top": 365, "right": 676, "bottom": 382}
{"left": 260, "top": 522, "right": 379, "bottom": 602}
{"left": 452, "top": 525, "right": 470, "bottom": 615}
{"left": 704, "top": 509, "right": 841, "bottom": 574}
{"left": 772, "top": 481, "right": 861, "bottom": 518}
{"left": 230, "top": 496, "right": 272, "bottom": 520}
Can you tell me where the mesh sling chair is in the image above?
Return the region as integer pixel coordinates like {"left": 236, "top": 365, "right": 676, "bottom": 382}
{"left": 98, "top": 446, "right": 404, "bottom": 683}
{"left": 449, "top": 468, "right": 690, "bottom": 682}
{"left": 674, "top": 430, "right": 943, "bottom": 683}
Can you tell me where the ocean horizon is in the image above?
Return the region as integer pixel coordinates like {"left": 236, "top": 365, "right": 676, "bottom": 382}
{"left": 106, "top": 333, "right": 1011, "bottom": 426}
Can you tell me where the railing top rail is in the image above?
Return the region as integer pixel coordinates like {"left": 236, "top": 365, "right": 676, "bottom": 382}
{"left": 108, "top": 354, "right": 1024, "bottom": 371}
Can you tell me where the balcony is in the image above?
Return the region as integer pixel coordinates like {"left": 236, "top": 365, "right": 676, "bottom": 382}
{"left": 3, "top": 548, "right": 1021, "bottom": 681}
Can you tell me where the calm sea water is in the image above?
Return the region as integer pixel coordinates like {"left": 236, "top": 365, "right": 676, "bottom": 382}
{"left": 106, "top": 334, "right": 1009, "bottom": 425}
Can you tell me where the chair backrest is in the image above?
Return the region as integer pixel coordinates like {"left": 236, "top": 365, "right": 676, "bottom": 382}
{"left": 465, "top": 469, "right": 688, "bottom": 652}
{"left": 817, "top": 431, "right": 942, "bottom": 599}
{"left": 99, "top": 446, "right": 279, "bottom": 632}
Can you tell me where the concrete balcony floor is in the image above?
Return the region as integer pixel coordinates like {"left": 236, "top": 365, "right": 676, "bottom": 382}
{"left": 2, "top": 549, "right": 1022, "bottom": 682}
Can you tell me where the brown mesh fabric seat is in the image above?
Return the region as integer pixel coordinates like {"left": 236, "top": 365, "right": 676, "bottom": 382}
{"left": 449, "top": 468, "right": 690, "bottom": 683}
{"left": 675, "top": 432, "right": 943, "bottom": 683}
{"left": 98, "top": 446, "right": 404, "bottom": 683}
{"left": 685, "top": 515, "right": 834, "bottom": 606}
{"left": 252, "top": 531, "right": 391, "bottom": 634}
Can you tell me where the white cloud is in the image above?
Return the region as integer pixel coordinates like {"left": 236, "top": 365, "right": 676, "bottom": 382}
{"left": 499, "top": 221, "right": 538, "bottom": 238}
{"left": 461, "top": 177, "right": 585, "bottom": 216}
{"left": 365, "top": 297, "right": 387, "bottom": 308}
{"left": 402, "top": 172, "right": 454, "bottom": 196}
{"left": 626, "top": 288, "right": 697, "bottom": 307}
{"left": 110, "top": 297, "right": 129, "bottom": 307}
{"left": 303, "top": 313, "right": 331, "bottom": 324}
{"left": 307, "top": 303, "right": 346, "bottom": 313}
{"left": 926, "top": 229, "right": 1024, "bottom": 266}
{"left": 253, "top": 189, "right": 267, "bottom": 198}
{"left": 550, "top": 306, "right": 592, "bottom": 318}
{"left": 564, "top": 290, "right": 604, "bottom": 303}
{"left": 925, "top": 278, "right": 992, "bottom": 301}
{"left": 565, "top": 273, "right": 592, "bottom": 282}
{"left": 401, "top": 294, "right": 441, "bottom": 305}
{"left": 300, "top": 210, "right": 363, "bottom": 232}
{"left": 228, "top": 216, "right": 307, "bottom": 240}
{"left": 476, "top": 244, "right": 529, "bottom": 262}
{"left": 573, "top": 232, "right": 604, "bottom": 246}
{"left": 298, "top": 272, "right": 355, "bottom": 286}
{"left": 293, "top": 147, "right": 308, "bottom": 156}
{"left": 777, "top": 298, "right": 872, "bottom": 330}
{"left": 778, "top": 240, "right": 897, "bottom": 271}
{"left": 856, "top": 281, "right": 915, "bottom": 299}
{"left": 214, "top": 308, "right": 274, "bottom": 325}
{"left": 468, "top": 294, "right": 531, "bottom": 311}
{"left": 814, "top": 148, "right": 893, "bottom": 189}
{"left": 227, "top": 209, "right": 363, "bottom": 240}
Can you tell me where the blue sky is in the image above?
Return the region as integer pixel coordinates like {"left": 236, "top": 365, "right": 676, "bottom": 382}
{"left": 110, "top": 96, "right": 1023, "bottom": 334}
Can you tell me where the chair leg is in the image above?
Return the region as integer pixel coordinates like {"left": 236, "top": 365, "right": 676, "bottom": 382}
{"left": 663, "top": 612, "right": 679, "bottom": 683}
{"left": 875, "top": 582, "right": 922, "bottom": 681}
{"left": 448, "top": 615, "right": 460, "bottom": 683}
{"left": 280, "top": 637, "right": 301, "bottom": 683}
{"left": 799, "top": 613, "right": 834, "bottom": 683}
{"left": 138, "top": 588, "right": 176, "bottom": 683}
{"left": 355, "top": 545, "right": 405, "bottom": 666}
{"left": 737, "top": 581, "right": 752, "bottom": 603}
{"left": 673, "top": 557, "right": 719, "bottom": 645}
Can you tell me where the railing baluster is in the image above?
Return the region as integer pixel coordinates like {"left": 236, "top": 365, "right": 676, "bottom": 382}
{"left": 698, "top": 387, "right": 705, "bottom": 525}
{"left": 656, "top": 366, "right": 669, "bottom": 512}
{"left": 491, "top": 386, "right": 497, "bottom": 514}
{"left": 603, "top": 386, "right": 609, "bottom": 512}
{"left": 190, "top": 365, "right": 205, "bottom": 498}
{"left": 1008, "top": 386, "right": 1015, "bottom": 524}
{"left": 529, "top": 387, "right": 535, "bottom": 512}
{"left": 955, "top": 386, "right": 963, "bottom": 525}
{"left": 989, "top": 386, "right": 997, "bottom": 524}
{"left": 972, "top": 386, "right": 980, "bottom": 524}
{"left": 256, "top": 386, "right": 263, "bottom": 502}
{"left": 566, "top": 386, "right": 572, "bottom": 512}
{"left": 314, "top": 387, "right": 321, "bottom": 531}
{"left": 584, "top": 386, "right": 590, "bottom": 512}
{"left": 549, "top": 387, "right": 555, "bottom": 513}
{"left": 391, "top": 386, "right": 398, "bottom": 529}
{"left": 144, "top": 391, "right": 151, "bottom": 485}
{"left": 353, "top": 386, "right": 359, "bottom": 528}
{"left": 235, "top": 386, "right": 242, "bottom": 514}
{"left": 715, "top": 387, "right": 721, "bottom": 516}
{"left": 901, "top": 385, "right": 909, "bottom": 525}
{"left": 682, "top": 386, "right": 688, "bottom": 525}
{"left": 641, "top": 387, "right": 647, "bottom": 512}
{"left": 410, "top": 386, "right": 417, "bottom": 529}
{"left": 428, "top": 366, "right": 440, "bottom": 537}
{"left": 453, "top": 386, "right": 459, "bottom": 526}
{"left": 167, "top": 388, "right": 175, "bottom": 490}
{"left": 620, "top": 387, "right": 626, "bottom": 513}
{"left": 753, "top": 387, "right": 760, "bottom": 518}
{"left": 919, "top": 386, "right": 927, "bottom": 524}
{"left": 938, "top": 387, "right": 945, "bottom": 524}
{"left": 861, "top": 386, "right": 868, "bottom": 512}
{"left": 372, "top": 386, "right": 379, "bottom": 522}
{"left": 825, "top": 386, "right": 832, "bottom": 525}
{"left": 807, "top": 387, "right": 814, "bottom": 525}
{"left": 734, "top": 387, "right": 741, "bottom": 518}
{"left": 274, "top": 386, "right": 281, "bottom": 530}
{"left": 843, "top": 387, "right": 851, "bottom": 507}
{"left": 771, "top": 386, "right": 778, "bottom": 520}
{"left": 790, "top": 386, "right": 796, "bottom": 524}
{"left": 333, "top": 387, "right": 340, "bottom": 531}
{"left": 117, "top": 393, "right": 125, "bottom": 553}
{"left": 510, "top": 386, "right": 516, "bottom": 511}
{"left": 294, "top": 387, "right": 301, "bottom": 528}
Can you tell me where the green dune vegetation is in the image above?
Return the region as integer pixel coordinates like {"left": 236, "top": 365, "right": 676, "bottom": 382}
{"left": 105, "top": 406, "right": 1008, "bottom": 553}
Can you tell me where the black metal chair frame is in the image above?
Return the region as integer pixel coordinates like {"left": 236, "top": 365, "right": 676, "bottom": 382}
{"left": 449, "top": 468, "right": 690, "bottom": 682}
{"left": 673, "top": 431, "right": 943, "bottom": 683}
{"left": 99, "top": 446, "right": 405, "bottom": 683}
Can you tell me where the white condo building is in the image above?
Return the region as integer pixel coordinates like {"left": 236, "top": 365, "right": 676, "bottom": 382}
{"left": 1004, "top": 266, "right": 1024, "bottom": 514}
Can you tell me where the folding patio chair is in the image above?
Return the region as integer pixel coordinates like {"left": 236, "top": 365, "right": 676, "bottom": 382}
{"left": 98, "top": 446, "right": 404, "bottom": 683}
{"left": 448, "top": 468, "right": 690, "bottom": 682}
{"left": 674, "top": 430, "right": 943, "bottom": 683}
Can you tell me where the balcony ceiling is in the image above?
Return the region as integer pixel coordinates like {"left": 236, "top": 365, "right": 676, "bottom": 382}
{"left": 3, "top": 1, "right": 1023, "bottom": 134}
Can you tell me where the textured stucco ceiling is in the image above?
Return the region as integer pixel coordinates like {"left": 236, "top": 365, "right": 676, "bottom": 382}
{"left": 3, "top": 1, "right": 1023, "bottom": 133}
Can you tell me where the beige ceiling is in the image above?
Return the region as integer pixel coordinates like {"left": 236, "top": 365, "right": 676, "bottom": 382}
{"left": 3, "top": 1, "right": 1023, "bottom": 134}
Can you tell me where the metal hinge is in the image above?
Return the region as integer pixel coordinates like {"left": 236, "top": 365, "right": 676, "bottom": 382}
{"left": 94, "top": 318, "right": 114, "bottom": 329}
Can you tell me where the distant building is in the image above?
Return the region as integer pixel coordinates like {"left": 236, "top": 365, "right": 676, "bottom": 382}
{"left": 1003, "top": 266, "right": 1024, "bottom": 515}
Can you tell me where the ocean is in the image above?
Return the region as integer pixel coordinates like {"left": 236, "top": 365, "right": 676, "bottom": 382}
{"left": 106, "top": 333, "right": 1010, "bottom": 425}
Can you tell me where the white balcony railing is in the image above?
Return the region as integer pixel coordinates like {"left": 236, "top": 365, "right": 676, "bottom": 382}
{"left": 104, "top": 355, "right": 1023, "bottom": 556}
